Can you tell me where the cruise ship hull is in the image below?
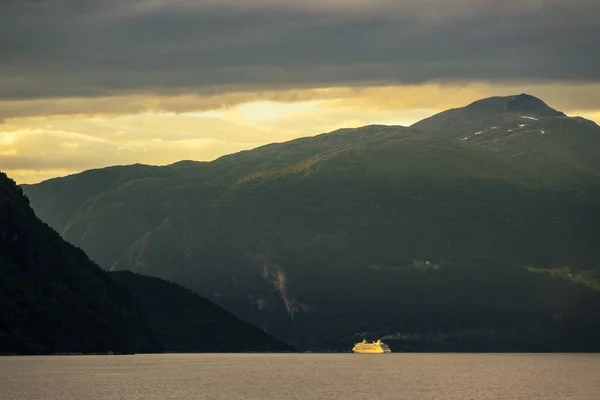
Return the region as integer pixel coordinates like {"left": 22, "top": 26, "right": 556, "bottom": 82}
{"left": 352, "top": 348, "right": 391, "bottom": 354}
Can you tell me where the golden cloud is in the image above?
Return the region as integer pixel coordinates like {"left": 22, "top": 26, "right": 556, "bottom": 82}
{"left": 0, "top": 82, "right": 599, "bottom": 121}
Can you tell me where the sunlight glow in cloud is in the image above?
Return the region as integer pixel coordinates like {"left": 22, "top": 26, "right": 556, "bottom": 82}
{"left": 234, "top": 100, "right": 328, "bottom": 122}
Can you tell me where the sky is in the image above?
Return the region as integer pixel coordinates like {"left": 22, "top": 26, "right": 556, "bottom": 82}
{"left": 1, "top": 0, "right": 599, "bottom": 183}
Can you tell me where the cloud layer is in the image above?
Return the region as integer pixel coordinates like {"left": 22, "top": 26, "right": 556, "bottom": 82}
{"left": 2, "top": 1, "right": 599, "bottom": 184}
{"left": 2, "top": 0, "right": 599, "bottom": 99}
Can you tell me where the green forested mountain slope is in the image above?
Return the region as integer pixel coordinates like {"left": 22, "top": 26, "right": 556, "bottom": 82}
{"left": 22, "top": 96, "right": 600, "bottom": 351}
{"left": 0, "top": 172, "right": 160, "bottom": 354}
{"left": 20, "top": 162, "right": 201, "bottom": 232}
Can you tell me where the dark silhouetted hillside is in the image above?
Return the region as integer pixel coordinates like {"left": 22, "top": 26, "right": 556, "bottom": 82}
{"left": 0, "top": 172, "right": 159, "bottom": 354}
{"left": 111, "top": 271, "right": 292, "bottom": 352}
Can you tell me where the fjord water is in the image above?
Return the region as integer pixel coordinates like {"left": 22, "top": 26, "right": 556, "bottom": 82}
{"left": 1, "top": 354, "right": 598, "bottom": 400}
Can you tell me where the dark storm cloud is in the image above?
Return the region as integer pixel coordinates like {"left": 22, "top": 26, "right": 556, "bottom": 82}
{"left": 1, "top": 0, "right": 599, "bottom": 100}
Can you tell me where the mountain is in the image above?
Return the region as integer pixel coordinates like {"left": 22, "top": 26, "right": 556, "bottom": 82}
{"left": 0, "top": 171, "right": 289, "bottom": 354}
{"left": 111, "top": 271, "right": 292, "bottom": 352}
{"left": 412, "top": 94, "right": 566, "bottom": 139}
{"left": 0, "top": 172, "right": 160, "bottom": 354}
{"left": 22, "top": 96, "right": 600, "bottom": 351}
{"left": 411, "top": 93, "right": 600, "bottom": 185}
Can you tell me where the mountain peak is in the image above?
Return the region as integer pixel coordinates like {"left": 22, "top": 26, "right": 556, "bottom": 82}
{"left": 410, "top": 93, "right": 570, "bottom": 138}
{"left": 466, "top": 93, "right": 565, "bottom": 117}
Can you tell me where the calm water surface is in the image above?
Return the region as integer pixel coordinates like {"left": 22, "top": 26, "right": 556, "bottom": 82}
{"left": 1, "top": 353, "right": 599, "bottom": 399}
